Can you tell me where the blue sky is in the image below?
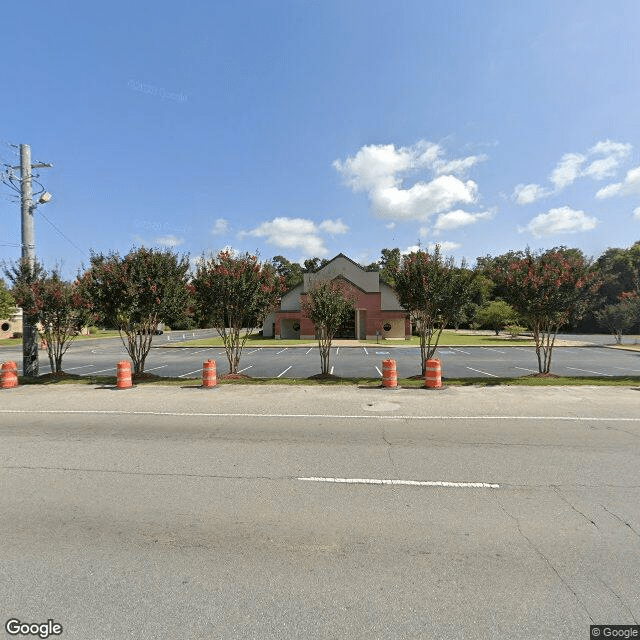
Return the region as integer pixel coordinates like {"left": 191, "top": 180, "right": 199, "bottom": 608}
{"left": 2, "top": 0, "right": 640, "bottom": 277}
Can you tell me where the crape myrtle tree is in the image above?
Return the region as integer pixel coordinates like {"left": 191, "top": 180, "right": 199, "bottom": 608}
{"left": 0, "top": 278, "right": 16, "bottom": 320}
{"left": 6, "top": 260, "right": 91, "bottom": 373}
{"left": 494, "top": 247, "right": 602, "bottom": 374}
{"left": 392, "top": 246, "right": 477, "bottom": 375}
{"left": 301, "top": 278, "right": 355, "bottom": 376}
{"left": 193, "top": 250, "right": 284, "bottom": 375}
{"left": 79, "top": 247, "right": 191, "bottom": 374}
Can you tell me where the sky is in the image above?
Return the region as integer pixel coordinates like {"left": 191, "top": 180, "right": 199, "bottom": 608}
{"left": 2, "top": 0, "right": 640, "bottom": 278}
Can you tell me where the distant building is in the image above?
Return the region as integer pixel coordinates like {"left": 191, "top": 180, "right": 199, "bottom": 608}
{"left": 0, "top": 307, "right": 22, "bottom": 339}
{"left": 263, "top": 253, "right": 410, "bottom": 340}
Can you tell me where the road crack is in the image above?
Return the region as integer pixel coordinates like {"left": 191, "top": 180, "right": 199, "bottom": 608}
{"left": 552, "top": 486, "right": 599, "bottom": 530}
{"left": 494, "top": 495, "right": 595, "bottom": 623}
{"left": 597, "top": 575, "right": 638, "bottom": 624}
{"left": 600, "top": 504, "right": 640, "bottom": 538}
{"left": 381, "top": 424, "right": 400, "bottom": 478}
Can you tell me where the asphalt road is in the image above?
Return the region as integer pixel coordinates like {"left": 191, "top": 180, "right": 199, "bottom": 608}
{"left": 1, "top": 333, "right": 640, "bottom": 379}
{"left": 1, "top": 385, "right": 639, "bottom": 639}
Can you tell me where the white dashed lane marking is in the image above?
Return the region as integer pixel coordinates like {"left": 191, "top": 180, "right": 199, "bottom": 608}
{"left": 298, "top": 477, "right": 500, "bottom": 489}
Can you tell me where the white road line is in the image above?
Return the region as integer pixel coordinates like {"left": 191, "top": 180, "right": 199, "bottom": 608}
{"left": 277, "top": 365, "right": 293, "bottom": 378}
{"left": 189, "top": 349, "right": 211, "bottom": 355}
{"left": 514, "top": 366, "right": 538, "bottom": 373}
{"left": 276, "top": 348, "right": 288, "bottom": 355}
{"left": 63, "top": 364, "right": 95, "bottom": 371}
{"left": 178, "top": 369, "right": 203, "bottom": 378}
{"left": 246, "top": 349, "right": 262, "bottom": 355}
{"left": 238, "top": 365, "right": 254, "bottom": 374}
{"left": 466, "top": 366, "right": 498, "bottom": 377}
{"left": 330, "top": 366, "right": 334, "bottom": 375}
{"left": 144, "top": 365, "right": 168, "bottom": 372}
{"left": 85, "top": 367, "right": 116, "bottom": 374}
{"left": 482, "top": 347, "right": 505, "bottom": 354}
{"left": 305, "top": 348, "right": 313, "bottom": 355}
{"left": 451, "top": 347, "right": 471, "bottom": 355}
{"left": 363, "top": 347, "right": 369, "bottom": 355}
{"left": 609, "top": 365, "right": 640, "bottom": 373}
{"left": 564, "top": 366, "right": 612, "bottom": 377}
{"left": 298, "top": 477, "right": 500, "bottom": 489}
{"left": 336, "top": 348, "right": 339, "bottom": 355}
{"left": 1, "top": 410, "right": 638, "bottom": 422}
{"left": 375, "top": 366, "right": 382, "bottom": 377}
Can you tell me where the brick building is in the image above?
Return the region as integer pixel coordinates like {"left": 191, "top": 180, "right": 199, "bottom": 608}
{"left": 263, "top": 254, "right": 410, "bottom": 340}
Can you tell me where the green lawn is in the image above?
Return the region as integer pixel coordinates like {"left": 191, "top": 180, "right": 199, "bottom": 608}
{"left": 0, "top": 331, "right": 121, "bottom": 348}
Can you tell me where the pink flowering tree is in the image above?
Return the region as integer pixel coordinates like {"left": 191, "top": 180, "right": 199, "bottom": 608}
{"left": 495, "top": 248, "right": 602, "bottom": 374}
{"left": 79, "top": 247, "right": 192, "bottom": 374}
{"left": 6, "top": 259, "right": 91, "bottom": 373}
{"left": 392, "top": 246, "right": 477, "bottom": 375}
{"left": 192, "top": 251, "right": 284, "bottom": 374}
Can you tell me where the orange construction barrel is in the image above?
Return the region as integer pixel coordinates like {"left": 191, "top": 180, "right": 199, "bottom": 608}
{"left": 1, "top": 361, "right": 19, "bottom": 389}
{"left": 425, "top": 359, "right": 442, "bottom": 388}
{"left": 203, "top": 359, "right": 218, "bottom": 387}
{"left": 116, "top": 360, "right": 133, "bottom": 389}
{"left": 382, "top": 359, "right": 398, "bottom": 388}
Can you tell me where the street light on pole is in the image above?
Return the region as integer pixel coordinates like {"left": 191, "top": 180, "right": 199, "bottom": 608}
{"left": 17, "top": 144, "right": 53, "bottom": 377}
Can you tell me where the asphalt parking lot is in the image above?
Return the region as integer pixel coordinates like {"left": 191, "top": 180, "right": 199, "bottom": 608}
{"left": 2, "top": 332, "right": 640, "bottom": 379}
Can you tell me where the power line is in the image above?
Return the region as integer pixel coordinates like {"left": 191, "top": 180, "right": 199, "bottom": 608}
{"left": 36, "top": 209, "right": 88, "bottom": 258}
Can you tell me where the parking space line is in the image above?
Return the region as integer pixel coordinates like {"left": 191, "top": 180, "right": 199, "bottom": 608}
{"left": 178, "top": 369, "right": 202, "bottom": 378}
{"left": 145, "top": 365, "right": 168, "bottom": 372}
{"left": 514, "top": 366, "right": 538, "bottom": 373}
{"left": 482, "top": 347, "right": 506, "bottom": 354}
{"left": 363, "top": 347, "right": 369, "bottom": 355}
{"left": 451, "top": 347, "right": 471, "bottom": 355}
{"left": 564, "top": 366, "right": 612, "bottom": 377}
{"left": 85, "top": 367, "right": 116, "bottom": 374}
{"left": 466, "top": 366, "right": 498, "bottom": 377}
{"left": 330, "top": 366, "right": 334, "bottom": 375}
{"left": 305, "top": 347, "right": 313, "bottom": 355}
{"left": 375, "top": 366, "right": 382, "bottom": 377}
{"left": 277, "top": 365, "right": 293, "bottom": 378}
{"left": 64, "top": 364, "right": 95, "bottom": 371}
{"left": 609, "top": 365, "right": 640, "bottom": 373}
{"left": 336, "top": 348, "right": 339, "bottom": 355}
{"left": 246, "top": 349, "right": 262, "bottom": 355}
{"left": 238, "top": 365, "right": 254, "bottom": 374}
{"left": 276, "top": 348, "right": 288, "bottom": 355}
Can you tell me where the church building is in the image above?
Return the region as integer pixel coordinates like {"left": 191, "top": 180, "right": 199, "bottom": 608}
{"left": 263, "top": 254, "right": 410, "bottom": 340}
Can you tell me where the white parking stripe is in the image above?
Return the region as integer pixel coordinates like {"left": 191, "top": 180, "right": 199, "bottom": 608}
{"left": 305, "top": 348, "right": 313, "bottom": 355}
{"left": 276, "top": 348, "right": 288, "bottom": 355}
{"left": 451, "top": 347, "right": 471, "bottom": 355}
{"left": 363, "top": 347, "right": 369, "bottom": 355}
{"left": 564, "top": 366, "right": 612, "bottom": 377}
{"left": 375, "top": 366, "right": 382, "bottom": 377}
{"left": 298, "top": 477, "right": 500, "bottom": 489}
{"left": 85, "top": 367, "right": 116, "bottom": 374}
{"left": 277, "top": 365, "right": 293, "bottom": 377}
{"left": 482, "top": 347, "right": 506, "bottom": 354}
{"left": 246, "top": 349, "right": 262, "bottom": 355}
{"left": 178, "top": 369, "right": 203, "bottom": 378}
{"left": 330, "top": 366, "right": 334, "bottom": 375}
{"left": 466, "top": 366, "right": 498, "bottom": 377}
{"left": 63, "top": 364, "right": 94, "bottom": 371}
{"left": 144, "top": 365, "right": 168, "bottom": 372}
{"left": 336, "top": 348, "right": 339, "bottom": 355}
{"left": 238, "top": 365, "right": 254, "bottom": 374}
{"left": 514, "top": 366, "right": 538, "bottom": 373}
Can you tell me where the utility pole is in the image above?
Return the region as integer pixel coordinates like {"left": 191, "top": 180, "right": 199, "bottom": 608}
{"left": 18, "top": 144, "right": 52, "bottom": 377}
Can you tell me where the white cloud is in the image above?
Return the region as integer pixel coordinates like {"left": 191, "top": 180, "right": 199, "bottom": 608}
{"left": 242, "top": 217, "right": 349, "bottom": 258}
{"left": 434, "top": 154, "right": 487, "bottom": 176}
{"left": 400, "top": 245, "right": 421, "bottom": 255}
{"left": 550, "top": 153, "right": 586, "bottom": 190}
{"left": 633, "top": 206, "right": 640, "bottom": 220}
{"left": 385, "top": 222, "right": 396, "bottom": 230}
{"left": 334, "top": 140, "right": 482, "bottom": 222}
{"left": 513, "top": 183, "right": 551, "bottom": 205}
{"left": 596, "top": 166, "right": 640, "bottom": 199}
{"left": 522, "top": 206, "right": 598, "bottom": 237}
{"left": 211, "top": 218, "right": 230, "bottom": 235}
{"left": 513, "top": 139, "right": 632, "bottom": 204}
{"left": 152, "top": 235, "right": 184, "bottom": 247}
{"left": 427, "top": 241, "right": 461, "bottom": 253}
{"left": 318, "top": 219, "right": 349, "bottom": 235}
{"left": 433, "top": 209, "right": 494, "bottom": 232}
